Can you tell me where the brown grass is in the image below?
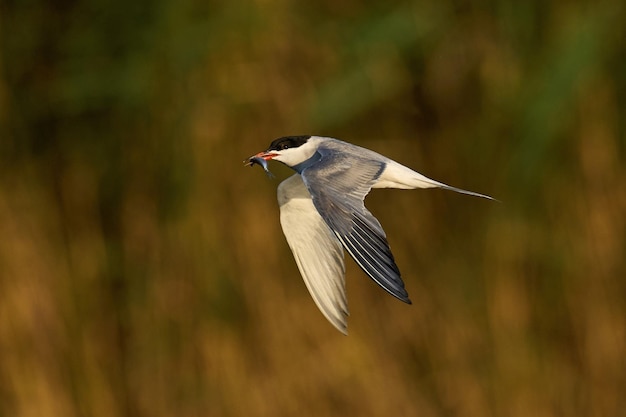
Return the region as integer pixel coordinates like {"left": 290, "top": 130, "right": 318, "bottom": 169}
{"left": 1, "top": 1, "right": 625, "bottom": 416}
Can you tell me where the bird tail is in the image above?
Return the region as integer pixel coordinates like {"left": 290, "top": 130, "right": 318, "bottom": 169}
{"left": 375, "top": 162, "right": 495, "bottom": 201}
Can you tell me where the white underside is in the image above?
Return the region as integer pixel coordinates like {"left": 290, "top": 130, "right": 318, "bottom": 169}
{"left": 277, "top": 174, "right": 349, "bottom": 334}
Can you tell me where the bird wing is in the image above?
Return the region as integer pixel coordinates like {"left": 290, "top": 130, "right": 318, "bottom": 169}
{"left": 300, "top": 149, "right": 411, "bottom": 304}
{"left": 277, "top": 174, "right": 349, "bottom": 334}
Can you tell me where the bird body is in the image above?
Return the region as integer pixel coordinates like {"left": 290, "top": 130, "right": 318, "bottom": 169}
{"left": 246, "top": 135, "right": 493, "bottom": 334}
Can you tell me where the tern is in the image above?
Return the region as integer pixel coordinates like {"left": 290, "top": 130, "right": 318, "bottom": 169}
{"left": 246, "top": 135, "right": 493, "bottom": 334}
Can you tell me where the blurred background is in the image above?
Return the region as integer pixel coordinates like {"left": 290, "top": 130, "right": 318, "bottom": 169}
{"left": 1, "top": 0, "right": 625, "bottom": 416}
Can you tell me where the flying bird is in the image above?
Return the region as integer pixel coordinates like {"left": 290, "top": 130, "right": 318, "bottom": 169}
{"left": 245, "top": 135, "right": 493, "bottom": 334}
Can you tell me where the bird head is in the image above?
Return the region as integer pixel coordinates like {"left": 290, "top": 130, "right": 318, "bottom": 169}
{"left": 247, "top": 135, "right": 321, "bottom": 169}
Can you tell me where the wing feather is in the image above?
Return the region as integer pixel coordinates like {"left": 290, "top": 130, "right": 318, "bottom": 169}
{"left": 300, "top": 148, "right": 411, "bottom": 304}
{"left": 277, "top": 175, "right": 349, "bottom": 333}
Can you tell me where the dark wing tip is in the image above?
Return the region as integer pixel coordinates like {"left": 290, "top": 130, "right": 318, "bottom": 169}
{"left": 338, "top": 231, "right": 411, "bottom": 304}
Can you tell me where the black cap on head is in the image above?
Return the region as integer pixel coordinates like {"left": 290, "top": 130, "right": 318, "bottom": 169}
{"left": 267, "top": 135, "right": 311, "bottom": 151}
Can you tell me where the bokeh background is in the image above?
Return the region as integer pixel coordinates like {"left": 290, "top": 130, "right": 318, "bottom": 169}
{"left": 1, "top": 1, "right": 625, "bottom": 416}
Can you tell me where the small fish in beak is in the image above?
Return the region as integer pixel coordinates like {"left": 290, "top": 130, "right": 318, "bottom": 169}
{"left": 244, "top": 155, "right": 274, "bottom": 178}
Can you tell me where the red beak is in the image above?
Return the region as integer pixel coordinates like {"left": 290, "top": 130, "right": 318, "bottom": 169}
{"left": 254, "top": 151, "right": 277, "bottom": 161}
{"left": 243, "top": 151, "right": 278, "bottom": 167}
